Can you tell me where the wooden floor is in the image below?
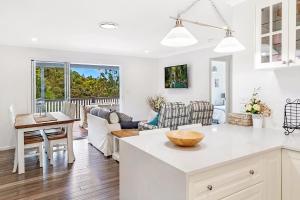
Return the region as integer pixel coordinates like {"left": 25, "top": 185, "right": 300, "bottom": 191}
{"left": 0, "top": 139, "right": 119, "bottom": 200}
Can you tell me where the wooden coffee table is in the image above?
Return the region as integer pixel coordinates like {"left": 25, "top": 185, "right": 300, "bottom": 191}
{"left": 111, "top": 129, "right": 139, "bottom": 161}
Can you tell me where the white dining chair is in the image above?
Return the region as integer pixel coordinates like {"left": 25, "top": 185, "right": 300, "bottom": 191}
{"left": 9, "top": 105, "right": 44, "bottom": 173}
{"left": 139, "top": 128, "right": 171, "bottom": 136}
{"left": 44, "top": 102, "right": 75, "bottom": 165}
{"left": 177, "top": 123, "right": 203, "bottom": 131}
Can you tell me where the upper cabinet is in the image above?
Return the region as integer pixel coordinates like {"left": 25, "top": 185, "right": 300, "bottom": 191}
{"left": 288, "top": 0, "right": 300, "bottom": 66}
{"left": 255, "top": 0, "right": 300, "bottom": 69}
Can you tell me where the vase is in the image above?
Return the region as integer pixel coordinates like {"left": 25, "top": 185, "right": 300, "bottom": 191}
{"left": 252, "top": 114, "right": 263, "bottom": 128}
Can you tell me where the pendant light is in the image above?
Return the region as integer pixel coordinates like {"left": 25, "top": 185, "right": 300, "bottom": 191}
{"left": 214, "top": 30, "right": 245, "bottom": 53}
{"left": 160, "top": 19, "right": 198, "bottom": 47}
{"left": 161, "top": 0, "right": 246, "bottom": 53}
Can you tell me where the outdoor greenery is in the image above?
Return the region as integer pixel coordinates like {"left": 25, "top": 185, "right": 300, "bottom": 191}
{"left": 36, "top": 67, "right": 119, "bottom": 100}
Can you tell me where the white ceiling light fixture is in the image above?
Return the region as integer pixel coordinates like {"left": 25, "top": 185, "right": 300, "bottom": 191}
{"left": 99, "top": 22, "right": 118, "bottom": 30}
{"left": 161, "top": 0, "right": 245, "bottom": 53}
{"left": 214, "top": 30, "right": 245, "bottom": 53}
{"left": 31, "top": 37, "right": 38, "bottom": 42}
{"left": 161, "top": 19, "right": 198, "bottom": 47}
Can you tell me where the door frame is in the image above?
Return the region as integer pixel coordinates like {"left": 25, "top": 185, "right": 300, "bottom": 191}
{"left": 31, "top": 60, "right": 69, "bottom": 113}
{"left": 209, "top": 55, "right": 232, "bottom": 122}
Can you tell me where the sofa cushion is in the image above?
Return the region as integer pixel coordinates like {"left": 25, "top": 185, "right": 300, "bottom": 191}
{"left": 120, "top": 121, "right": 140, "bottom": 129}
{"left": 117, "top": 112, "right": 133, "bottom": 122}
{"left": 158, "top": 102, "right": 190, "bottom": 130}
{"left": 90, "top": 107, "right": 110, "bottom": 121}
{"left": 109, "top": 112, "right": 120, "bottom": 124}
{"left": 189, "top": 101, "right": 214, "bottom": 125}
{"left": 148, "top": 114, "right": 159, "bottom": 126}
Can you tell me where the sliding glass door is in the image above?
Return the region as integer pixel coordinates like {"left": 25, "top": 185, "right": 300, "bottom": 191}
{"left": 31, "top": 61, "right": 120, "bottom": 119}
{"left": 32, "top": 61, "right": 69, "bottom": 113}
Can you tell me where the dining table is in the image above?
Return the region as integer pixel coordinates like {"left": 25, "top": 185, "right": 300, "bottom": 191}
{"left": 14, "top": 112, "right": 76, "bottom": 174}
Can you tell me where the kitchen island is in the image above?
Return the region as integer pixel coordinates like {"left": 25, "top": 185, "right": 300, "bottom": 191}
{"left": 119, "top": 124, "right": 300, "bottom": 200}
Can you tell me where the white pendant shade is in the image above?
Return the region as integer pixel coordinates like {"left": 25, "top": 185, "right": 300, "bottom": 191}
{"left": 214, "top": 36, "right": 245, "bottom": 53}
{"left": 161, "top": 26, "right": 198, "bottom": 47}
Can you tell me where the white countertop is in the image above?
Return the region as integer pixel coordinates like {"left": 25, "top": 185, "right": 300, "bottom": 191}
{"left": 121, "top": 124, "right": 300, "bottom": 175}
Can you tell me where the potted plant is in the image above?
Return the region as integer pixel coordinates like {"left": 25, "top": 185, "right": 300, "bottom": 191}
{"left": 245, "top": 88, "right": 271, "bottom": 128}
{"left": 147, "top": 95, "right": 166, "bottom": 113}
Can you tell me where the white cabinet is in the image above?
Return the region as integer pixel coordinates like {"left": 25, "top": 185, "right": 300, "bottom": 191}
{"left": 221, "top": 183, "right": 264, "bottom": 200}
{"left": 188, "top": 150, "right": 281, "bottom": 200}
{"left": 288, "top": 0, "right": 300, "bottom": 66}
{"left": 282, "top": 149, "right": 300, "bottom": 200}
{"left": 255, "top": 0, "right": 300, "bottom": 69}
{"left": 255, "top": 0, "right": 289, "bottom": 69}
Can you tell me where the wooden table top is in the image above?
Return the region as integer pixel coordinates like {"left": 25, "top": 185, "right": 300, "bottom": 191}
{"left": 15, "top": 112, "right": 76, "bottom": 129}
{"left": 111, "top": 129, "right": 139, "bottom": 138}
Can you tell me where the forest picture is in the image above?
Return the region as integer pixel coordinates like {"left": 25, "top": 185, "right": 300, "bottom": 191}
{"left": 165, "top": 65, "right": 188, "bottom": 88}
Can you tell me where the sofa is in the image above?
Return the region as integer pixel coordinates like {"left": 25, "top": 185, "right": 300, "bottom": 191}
{"left": 139, "top": 101, "right": 214, "bottom": 130}
{"left": 87, "top": 113, "right": 121, "bottom": 156}
{"left": 80, "top": 104, "right": 119, "bottom": 128}
{"left": 87, "top": 107, "right": 135, "bottom": 156}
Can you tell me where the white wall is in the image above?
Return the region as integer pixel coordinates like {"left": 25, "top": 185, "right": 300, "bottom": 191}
{"left": 158, "top": 49, "right": 227, "bottom": 104}
{"left": 231, "top": 0, "right": 300, "bottom": 129}
{"left": 0, "top": 45, "right": 158, "bottom": 149}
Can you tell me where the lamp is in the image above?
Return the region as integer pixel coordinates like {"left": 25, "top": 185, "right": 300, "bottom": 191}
{"left": 160, "top": 19, "right": 198, "bottom": 47}
{"left": 214, "top": 30, "right": 245, "bottom": 53}
{"left": 161, "top": 0, "right": 245, "bottom": 53}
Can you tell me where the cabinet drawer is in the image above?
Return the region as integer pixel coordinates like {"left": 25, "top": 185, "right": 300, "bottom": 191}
{"left": 221, "top": 183, "right": 264, "bottom": 200}
{"left": 189, "top": 156, "right": 264, "bottom": 200}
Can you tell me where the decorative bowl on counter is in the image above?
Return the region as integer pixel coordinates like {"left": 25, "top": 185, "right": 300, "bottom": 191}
{"left": 166, "top": 130, "right": 204, "bottom": 147}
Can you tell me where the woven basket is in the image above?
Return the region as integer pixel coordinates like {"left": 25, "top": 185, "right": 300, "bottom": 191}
{"left": 228, "top": 113, "right": 253, "bottom": 126}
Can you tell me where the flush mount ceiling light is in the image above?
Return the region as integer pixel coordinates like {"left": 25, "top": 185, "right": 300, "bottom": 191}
{"left": 161, "top": 0, "right": 245, "bottom": 53}
{"left": 31, "top": 37, "right": 38, "bottom": 42}
{"left": 99, "top": 22, "right": 118, "bottom": 30}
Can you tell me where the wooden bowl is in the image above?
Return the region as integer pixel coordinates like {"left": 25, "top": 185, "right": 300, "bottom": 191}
{"left": 166, "top": 130, "right": 204, "bottom": 147}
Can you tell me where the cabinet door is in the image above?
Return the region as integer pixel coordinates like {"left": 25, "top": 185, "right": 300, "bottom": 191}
{"left": 288, "top": 0, "right": 300, "bottom": 66}
{"left": 221, "top": 183, "right": 264, "bottom": 200}
{"left": 263, "top": 150, "right": 281, "bottom": 200}
{"left": 255, "top": 0, "right": 289, "bottom": 69}
{"left": 282, "top": 149, "right": 300, "bottom": 200}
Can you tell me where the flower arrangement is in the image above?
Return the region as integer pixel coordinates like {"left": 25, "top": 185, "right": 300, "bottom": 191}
{"left": 245, "top": 88, "right": 271, "bottom": 117}
{"left": 147, "top": 95, "right": 166, "bottom": 112}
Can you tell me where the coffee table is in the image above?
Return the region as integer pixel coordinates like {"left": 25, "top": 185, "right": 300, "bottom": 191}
{"left": 111, "top": 129, "right": 139, "bottom": 161}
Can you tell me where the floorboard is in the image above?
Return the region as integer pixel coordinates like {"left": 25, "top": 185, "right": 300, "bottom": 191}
{"left": 0, "top": 139, "right": 119, "bottom": 200}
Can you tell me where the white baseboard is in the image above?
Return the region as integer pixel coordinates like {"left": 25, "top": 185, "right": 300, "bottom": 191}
{"left": 0, "top": 146, "right": 15, "bottom": 151}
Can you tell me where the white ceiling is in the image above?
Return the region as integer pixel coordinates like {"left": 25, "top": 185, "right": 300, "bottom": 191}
{"left": 0, "top": 0, "right": 246, "bottom": 58}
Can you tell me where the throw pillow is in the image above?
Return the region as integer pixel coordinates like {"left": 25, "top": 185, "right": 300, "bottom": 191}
{"left": 117, "top": 112, "right": 133, "bottom": 122}
{"left": 90, "top": 107, "right": 110, "bottom": 121}
{"left": 147, "top": 110, "right": 158, "bottom": 122}
{"left": 148, "top": 114, "right": 159, "bottom": 126}
{"left": 109, "top": 112, "right": 120, "bottom": 124}
{"left": 120, "top": 121, "right": 140, "bottom": 129}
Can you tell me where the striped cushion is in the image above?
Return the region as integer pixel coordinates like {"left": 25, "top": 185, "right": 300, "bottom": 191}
{"left": 189, "top": 101, "right": 214, "bottom": 125}
{"left": 158, "top": 102, "right": 190, "bottom": 130}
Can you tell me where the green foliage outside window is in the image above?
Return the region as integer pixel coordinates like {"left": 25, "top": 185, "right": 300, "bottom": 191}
{"left": 36, "top": 66, "right": 119, "bottom": 100}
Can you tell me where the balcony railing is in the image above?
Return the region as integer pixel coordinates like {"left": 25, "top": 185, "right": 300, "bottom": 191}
{"left": 42, "top": 97, "right": 119, "bottom": 119}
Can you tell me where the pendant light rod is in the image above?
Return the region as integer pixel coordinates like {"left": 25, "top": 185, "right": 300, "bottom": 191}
{"left": 207, "top": 0, "right": 231, "bottom": 30}
{"left": 175, "top": 0, "right": 232, "bottom": 31}
{"left": 177, "top": 0, "right": 201, "bottom": 18}
{"left": 169, "top": 16, "right": 233, "bottom": 32}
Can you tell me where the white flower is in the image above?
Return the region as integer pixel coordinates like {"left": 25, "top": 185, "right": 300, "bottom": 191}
{"left": 246, "top": 104, "right": 252, "bottom": 112}
{"left": 253, "top": 104, "right": 261, "bottom": 112}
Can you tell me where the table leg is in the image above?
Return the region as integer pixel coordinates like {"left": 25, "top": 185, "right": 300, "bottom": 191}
{"left": 67, "top": 123, "right": 75, "bottom": 163}
{"left": 113, "top": 136, "right": 116, "bottom": 154}
{"left": 17, "top": 129, "right": 25, "bottom": 174}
